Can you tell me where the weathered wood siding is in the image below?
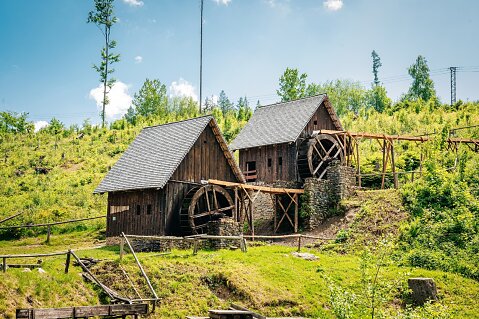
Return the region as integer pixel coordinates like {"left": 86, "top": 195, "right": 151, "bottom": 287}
{"left": 165, "top": 124, "right": 239, "bottom": 234}
{"left": 300, "top": 103, "right": 338, "bottom": 138}
{"left": 238, "top": 101, "right": 338, "bottom": 183}
{"left": 106, "top": 189, "right": 163, "bottom": 237}
{"left": 239, "top": 143, "right": 296, "bottom": 183}
{"left": 107, "top": 124, "right": 240, "bottom": 237}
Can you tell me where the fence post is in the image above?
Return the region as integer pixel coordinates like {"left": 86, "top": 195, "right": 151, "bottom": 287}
{"left": 2, "top": 257, "right": 6, "bottom": 273}
{"left": 297, "top": 235, "right": 302, "bottom": 252}
{"left": 65, "top": 250, "right": 71, "bottom": 274}
{"left": 193, "top": 239, "right": 199, "bottom": 255}
{"left": 120, "top": 237, "right": 125, "bottom": 262}
{"left": 46, "top": 225, "right": 51, "bottom": 244}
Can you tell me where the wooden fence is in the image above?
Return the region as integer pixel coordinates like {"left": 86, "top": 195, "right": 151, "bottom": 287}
{"left": 16, "top": 303, "right": 148, "bottom": 319}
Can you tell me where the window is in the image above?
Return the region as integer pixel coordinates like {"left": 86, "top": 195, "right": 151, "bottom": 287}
{"left": 313, "top": 120, "right": 318, "bottom": 126}
{"left": 268, "top": 158, "right": 272, "bottom": 167}
{"left": 147, "top": 204, "right": 152, "bottom": 215}
{"left": 245, "top": 161, "right": 257, "bottom": 182}
{"left": 278, "top": 157, "right": 283, "bottom": 166}
{"left": 136, "top": 205, "right": 141, "bottom": 215}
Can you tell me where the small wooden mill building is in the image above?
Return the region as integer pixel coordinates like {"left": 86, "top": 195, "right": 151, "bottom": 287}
{"left": 229, "top": 94, "right": 344, "bottom": 183}
{"left": 94, "top": 116, "right": 245, "bottom": 237}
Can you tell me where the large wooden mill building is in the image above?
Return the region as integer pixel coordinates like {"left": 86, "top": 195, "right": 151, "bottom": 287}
{"left": 94, "top": 116, "right": 245, "bottom": 237}
{"left": 230, "top": 94, "right": 344, "bottom": 184}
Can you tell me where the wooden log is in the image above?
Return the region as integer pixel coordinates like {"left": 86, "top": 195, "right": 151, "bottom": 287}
{"left": 408, "top": 277, "right": 438, "bottom": 305}
{"left": 121, "top": 233, "right": 158, "bottom": 300}
{"left": 294, "top": 194, "right": 298, "bottom": 233}
{"left": 209, "top": 309, "right": 253, "bottom": 319}
{"left": 0, "top": 211, "right": 24, "bottom": 225}
{"left": 0, "top": 215, "right": 105, "bottom": 230}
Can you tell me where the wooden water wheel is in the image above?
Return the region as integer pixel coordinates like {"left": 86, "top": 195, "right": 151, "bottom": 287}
{"left": 297, "top": 134, "right": 344, "bottom": 180}
{"left": 179, "top": 185, "right": 235, "bottom": 235}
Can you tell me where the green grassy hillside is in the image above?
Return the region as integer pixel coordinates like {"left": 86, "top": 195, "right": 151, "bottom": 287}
{"left": 1, "top": 232, "right": 478, "bottom": 319}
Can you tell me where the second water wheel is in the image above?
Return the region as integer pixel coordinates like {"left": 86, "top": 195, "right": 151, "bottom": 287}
{"left": 297, "top": 134, "right": 345, "bottom": 180}
{"left": 179, "top": 185, "right": 235, "bottom": 235}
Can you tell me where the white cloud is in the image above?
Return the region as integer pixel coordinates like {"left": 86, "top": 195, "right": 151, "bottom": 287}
{"left": 89, "top": 81, "right": 133, "bottom": 120}
{"left": 34, "top": 121, "right": 49, "bottom": 132}
{"left": 265, "top": 0, "right": 291, "bottom": 15}
{"left": 169, "top": 78, "right": 198, "bottom": 101}
{"left": 123, "top": 0, "right": 144, "bottom": 7}
{"left": 214, "top": 0, "right": 231, "bottom": 5}
{"left": 134, "top": 56, "right": 143, "bottom": 64}
{"left": 323, "top": 0, "right": 343, "bottom": 11}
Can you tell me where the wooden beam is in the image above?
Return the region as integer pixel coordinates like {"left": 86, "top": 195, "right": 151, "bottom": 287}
{"left": 16, "top": 304, "right": 148, "bottom": 319}
{"left": 208, "top": 179, "right": 304, "bottom": 194}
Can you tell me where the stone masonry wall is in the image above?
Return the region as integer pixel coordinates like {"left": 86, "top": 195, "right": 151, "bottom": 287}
{"left": 303, "top": 161, "right": 356, "bottom": 230}
{"left": 207, "top": 217, "right": 242, "bottom": 249}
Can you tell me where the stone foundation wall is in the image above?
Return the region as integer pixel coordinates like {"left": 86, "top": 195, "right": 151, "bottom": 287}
{"left": 207, "top": 218, "right": 241, "bottom": 249}
{"left": 302, "top": 161, "right": 356, "bottom": 230}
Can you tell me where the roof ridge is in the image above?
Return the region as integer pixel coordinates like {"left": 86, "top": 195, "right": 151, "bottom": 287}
{"left": 143, "top": 114, "right": 213, "bottom": 130}
{"left": 258, "top": 93, "right": 326, "bottom": 110}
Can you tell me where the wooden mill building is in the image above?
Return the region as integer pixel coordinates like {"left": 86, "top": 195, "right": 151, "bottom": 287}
{"left": 94, "top": 116, "right": 244, "bottom": 237}
{"left": 229, "top": 94, "right": 344, "bottom": 183}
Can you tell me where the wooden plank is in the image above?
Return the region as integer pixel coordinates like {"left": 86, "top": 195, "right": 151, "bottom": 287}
{"left": 16, "top": 304, "right": 148, "bottom": 319}
{"left": 207, "top": 179, "right": 304, "bottom": 194}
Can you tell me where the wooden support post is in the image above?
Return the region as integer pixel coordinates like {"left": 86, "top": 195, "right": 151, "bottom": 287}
{"left": 193, "top": 239, "right": 199, "bottom": 255}
{"left": 65, "top": 250, "right": 71, "bottom": 274}
{"left": 297, "top": 235, "right": 302, "bottom": 252}
{"left": 2, "top": 257, "right": 6, "bottom": 273}
{"left": 120, "top": 237, "right": 125, "bottom": 262}
{"left": 355, "top": 138, "right": 361, "bottom": 188}
{"left": 234, "top": 187, "right": 238, "bottom": 222}
{"left": 294, "top": 194, "right": 298, "bottom": 233}
{"left": 381, "top": 140, "right": 391, "bottom": 189}
{"left": 46, "top": 225, "right": 51, "bottom": 244}
{"left": 390, "top": 140, "right": 398, "bottom": 189}
{"left": 419, "top": 151, "right": 424, "bottom": 176}
{"left": 251, "top": 196, "right": 255, "bottom": 241}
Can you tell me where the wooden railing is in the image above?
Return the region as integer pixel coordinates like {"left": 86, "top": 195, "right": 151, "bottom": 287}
{"left": 243, "top": 169, "right": 257, "bottom": 181}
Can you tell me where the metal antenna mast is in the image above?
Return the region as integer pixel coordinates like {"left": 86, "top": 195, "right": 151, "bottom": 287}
{"left": 199, "top": 0, "right": 204, "bottom": 113}
{"left": 450, "top": 66, "right": 457, "bottom": 106}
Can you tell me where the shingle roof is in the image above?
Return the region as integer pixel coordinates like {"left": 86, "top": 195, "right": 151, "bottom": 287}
{"left": 94, "top": 116, "right": 243, "bottom": 193}
{"left": 229, "top": 94, "right": 342, "bottom": 150}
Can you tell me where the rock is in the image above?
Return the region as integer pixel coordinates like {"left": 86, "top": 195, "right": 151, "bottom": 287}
{"left": 37, "top": 268, "right": 46, "bottom": 274}
{"left": 22, "top": 268, "right": 31, "bottom": 272}
{"left": 408, "top": 277, "right": 438, "bottom": 305}
{"left": 292, "top": 252, "right": 318, "bottom": 261}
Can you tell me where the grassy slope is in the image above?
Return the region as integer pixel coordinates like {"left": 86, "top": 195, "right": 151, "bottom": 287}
{"left": 1, "top": 232, "right": 478, "bottom": 319}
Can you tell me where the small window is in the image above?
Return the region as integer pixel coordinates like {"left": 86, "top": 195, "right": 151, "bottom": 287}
{"left": 268, "top": 158, "right": 272, "bottom": 167}
{"left": 136, "top": 205, "right": 141, "bottom": 215}
{"left": 278, "top": 157, "right": 283, "bottom": 166}
{"left": 313, "top": 120, "right": 318, "bottom": 126}
{"left": 147, "top": 204, "right": 152, "bottom": 215}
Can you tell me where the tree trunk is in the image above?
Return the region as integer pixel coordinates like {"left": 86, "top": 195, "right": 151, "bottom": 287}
{"left": 408, "top": 277, "right": 438, "bottom": 305}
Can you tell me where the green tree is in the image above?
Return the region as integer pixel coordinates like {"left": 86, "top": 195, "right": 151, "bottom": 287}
{"left": 132, "top": 79, "right": 168, "bottom": 117}
{"left": 406, "top": 55, "right": 436, "bottom": 101}
{"left": 0, "top": 111, "right": 34, "bottom": 134}
{"left": 366, "top": 86, "right": 391, "bottom": 113}
{"left": 124, "top": 106, "right": 137, "bottom": 125}
{"left": 218, "top": 90, "right": 234, "bottom": 114}
{"left": 371, "top": 50, "right": 382, "bottom": 86}
{"left": 237, "top": 96, "right": 252, "bottom": 121}
{"left": 277, "top": 67, "right": 308, "bottom": 102}
{"left": 88, "top": 0, "right": 120, "bottom": 128}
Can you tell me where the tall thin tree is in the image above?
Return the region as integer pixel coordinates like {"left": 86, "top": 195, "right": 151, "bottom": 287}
{"left": 88, "top": 0, "right": 120, "bottom": 128}
{"left": 371, "top": 50, "right": 382, "bottom": 87}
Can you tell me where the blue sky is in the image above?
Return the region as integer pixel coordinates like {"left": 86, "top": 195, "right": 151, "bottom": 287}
{"left": 0, "top": 0, "right": 478, "bottom": 127}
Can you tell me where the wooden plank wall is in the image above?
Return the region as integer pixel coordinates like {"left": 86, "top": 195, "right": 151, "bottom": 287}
{"left": 239, "top": 143, "right": 296, "bottom": 183}
{"left": 166, "top": 125, "right": 240, "bottom": 235}
{"left": 238, "top": 101, "right": 339, "bottom": 183}
{"left": 107, "top": 189, "right": 163, "bottom": 237}
{"left": 300, "top": 103, "right": 338, "bottom": 138}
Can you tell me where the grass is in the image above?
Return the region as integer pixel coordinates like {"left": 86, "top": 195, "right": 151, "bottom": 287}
{"left": 1, "top": 232, "right": 478, "bottom": 319}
